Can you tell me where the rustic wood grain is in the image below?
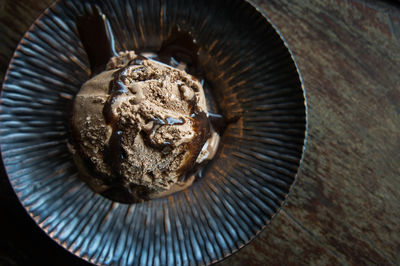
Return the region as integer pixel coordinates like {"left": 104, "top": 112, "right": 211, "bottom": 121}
{"left": 1, "top": 0, "right": 399, "bottom": 265}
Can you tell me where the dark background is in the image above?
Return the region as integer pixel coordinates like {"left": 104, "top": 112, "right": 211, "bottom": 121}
{"left": 1, "top": 0, "right": 400, "bottom": 265}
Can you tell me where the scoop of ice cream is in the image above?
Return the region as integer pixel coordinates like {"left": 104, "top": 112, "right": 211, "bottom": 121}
{"left": 70, "top": 51, "right": 211, "bottom": 201}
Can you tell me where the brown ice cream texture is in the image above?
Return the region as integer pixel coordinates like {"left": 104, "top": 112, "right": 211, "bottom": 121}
{"left": 69, "top": 51, "right": 216, "bottom": 201}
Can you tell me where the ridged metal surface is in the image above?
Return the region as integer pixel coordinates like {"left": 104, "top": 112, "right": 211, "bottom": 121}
{"left": 0, "top": 0, "right": 307, "bottom": 265}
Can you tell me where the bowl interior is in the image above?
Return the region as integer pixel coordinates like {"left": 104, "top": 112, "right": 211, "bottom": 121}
{"left": 0, "top": 0, "right": 306, "bottom": 265}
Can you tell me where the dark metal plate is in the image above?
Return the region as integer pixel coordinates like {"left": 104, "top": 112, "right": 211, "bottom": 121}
{"left": 0, "top": 0, "right": 307, "bottom": 265}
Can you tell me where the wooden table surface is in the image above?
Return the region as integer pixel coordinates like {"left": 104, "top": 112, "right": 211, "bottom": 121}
{"left": 1, "top": 0, "right": 399, "bottom": 265}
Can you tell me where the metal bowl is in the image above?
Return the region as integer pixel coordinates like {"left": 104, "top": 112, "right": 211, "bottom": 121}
{"left": 0, "top": 0, "right": 307, "bottom": 265}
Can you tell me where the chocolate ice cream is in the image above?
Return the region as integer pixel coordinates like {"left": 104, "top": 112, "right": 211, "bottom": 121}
{"left": 69, "top": 51, "right": 216, "bottom": 202}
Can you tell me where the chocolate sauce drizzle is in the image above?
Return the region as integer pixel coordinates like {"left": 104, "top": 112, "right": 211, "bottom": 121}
{"left": 76, "top": 5, "right": 117, "bottom": 76}
{"left": 158, "top": 26, "right": 202, "bottom": 75}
